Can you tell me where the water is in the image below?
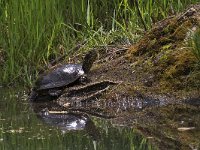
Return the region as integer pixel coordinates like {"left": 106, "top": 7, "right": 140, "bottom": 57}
{"left": 0, "top": 88, "right": 152, "bottom": 150}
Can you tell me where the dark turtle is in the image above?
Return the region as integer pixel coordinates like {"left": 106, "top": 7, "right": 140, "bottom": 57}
{"left": 30, "top": 50, "right": 97, "bottom": 101}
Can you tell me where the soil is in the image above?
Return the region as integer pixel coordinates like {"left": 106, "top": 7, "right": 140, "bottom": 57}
{"left": 64, "top": 4, "right": 200, "bottom": 149}
{"left": 32, "top": 3, "right": 200, "bottom": 150}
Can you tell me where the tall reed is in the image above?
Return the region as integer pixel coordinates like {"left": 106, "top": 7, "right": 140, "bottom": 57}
{"left": 0, "top": 0, "right": 199, "bottom": 85}
{"left": 0, "top": 0, "right": 68, "bottom": 85}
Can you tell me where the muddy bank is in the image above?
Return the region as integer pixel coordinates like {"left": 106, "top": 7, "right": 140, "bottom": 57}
{"left": 26, "top": 4, "right": 200, "bottom": 150}
{"left": 80, "top": 3, "right": 200, "bottom": 110}
{"left": 54, "top": 4, "right": 200, "bottom": 149}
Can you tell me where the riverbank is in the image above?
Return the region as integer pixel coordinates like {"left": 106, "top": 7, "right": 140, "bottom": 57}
{"left": 87, "top": 3, "right": 200, "bottom": 106}
{"left": 56, "top": 4, "right": 200, "bottom": 149}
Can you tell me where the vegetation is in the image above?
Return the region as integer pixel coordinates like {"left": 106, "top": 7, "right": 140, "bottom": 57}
{"left": 0, "top": 0, "right": 199, "bottom": 86}
{"left": 189, "top": 28, "right": 200, "bottom": 63}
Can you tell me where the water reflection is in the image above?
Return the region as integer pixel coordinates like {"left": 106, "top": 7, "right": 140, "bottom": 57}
{"left": 0, "top": 88, "right": 152, "bottom": 150}
{"left": 31, "top": 101, "right": 90, "bottom": 131}
{"left": 31, "top": 101, "right": 101, "bottom": 141}
{"left": 37, "top": 112, "right": 89, "bottom": 132}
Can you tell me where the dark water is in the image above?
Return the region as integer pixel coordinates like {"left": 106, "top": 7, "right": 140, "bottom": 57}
{"left": 0, "top": 88, "right": 153, "bottom": 150}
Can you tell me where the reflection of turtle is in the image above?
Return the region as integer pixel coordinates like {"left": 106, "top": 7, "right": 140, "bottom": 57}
{"left": 30, "top": 101, "right": 100, "bottom": 139}
{"left": 30, "top": 50, "right": 97, "bottom": 101}
{"left": 38, "top": 110, "right": 90, "bottom": 131}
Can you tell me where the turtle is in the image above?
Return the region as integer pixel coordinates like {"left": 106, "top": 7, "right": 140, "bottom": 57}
{"left": 29, "top": 50, "right": 97, "bottom": 101}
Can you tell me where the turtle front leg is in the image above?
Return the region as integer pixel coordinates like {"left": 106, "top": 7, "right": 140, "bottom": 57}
{"left": 48, "top": 89, "right": 63, "bottom": 97}
{"left": 29, "top": 90, "right": 38, "bottom": 101}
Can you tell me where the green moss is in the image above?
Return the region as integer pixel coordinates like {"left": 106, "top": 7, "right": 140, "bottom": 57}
{"left": 161, "top": 43, "right": 172, "bottom": 50}
{"left": 159, "top": 37, "right": 174, "bottom": 45}
{"left": 162, "top": 25, "right": 171, "bottom": 34}
{"left": 162, "top": 20, "right": 176, "bottom": 35}
{"left": 172, "top": 20, "right": 193, "bottom": 40}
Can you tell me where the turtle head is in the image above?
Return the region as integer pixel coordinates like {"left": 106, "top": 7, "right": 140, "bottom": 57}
{"left": 82, "top": 50, "right": 97, "bottom": 73}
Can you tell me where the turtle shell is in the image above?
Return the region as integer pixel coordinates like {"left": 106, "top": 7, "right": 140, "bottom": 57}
{"left": 35, "top": 64, "right": 84, "bottom": 91}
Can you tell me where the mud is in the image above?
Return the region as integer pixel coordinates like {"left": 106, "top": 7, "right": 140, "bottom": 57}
{"left": 57, "top": 4, "right": 200, "bottom": 149}
{"left": 32, "top": 4, "right": 200, "bottom": 150}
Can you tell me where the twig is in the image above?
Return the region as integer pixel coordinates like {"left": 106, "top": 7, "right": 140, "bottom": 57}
{"left": 68, "top": 108, "right": 116, "bottom": 119}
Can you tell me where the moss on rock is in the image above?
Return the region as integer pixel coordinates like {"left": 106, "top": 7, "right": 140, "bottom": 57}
{"left": 127, "top": 4, "right": 200, "bottom": 93}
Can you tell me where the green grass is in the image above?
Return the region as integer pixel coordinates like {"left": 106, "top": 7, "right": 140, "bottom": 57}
{"left": 0, "top": 0, "right": 199, "bottom": 86}
{"left": 0, "top": 0, "right": 68, "bottom": 85}
{"left": 189, "top": 28, "right": 200, "bottom": 63}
